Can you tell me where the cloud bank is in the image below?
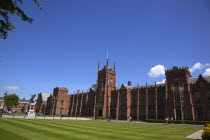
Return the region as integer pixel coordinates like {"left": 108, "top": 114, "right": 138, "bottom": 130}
{"left": 189, "top": 62, "right": 210, "bottom": 73}
{"left": 203, "top": 68, "right": 210, "bottom": 76}
{"left": 148, "top": 65, "right": 165, "bottom": 78}
{"left": 4, "top": 86, "right": 20, "bottom": 90}
{"left": 156, "top": 79, "right": 166, "bottom": 84}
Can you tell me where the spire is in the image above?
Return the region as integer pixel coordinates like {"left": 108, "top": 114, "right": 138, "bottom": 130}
{"left": 107, "top": 49, "right": 109, "bottom": 59}
{"left": 106, "top": 49, "right": 109, "bottom": 69}
{"left": 98, "top": 61, "right": 100, "bottom": 71}
{"left": 114, "top": 61, "right": 116, "bottom": 72}
{"left": 106, "top": 58, "right": 109, "bottom": 69}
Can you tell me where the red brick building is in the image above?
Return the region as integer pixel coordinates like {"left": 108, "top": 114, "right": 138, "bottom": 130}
{"left": 36, "top": 60, "right": 210, "bottom": 121}
{"left": 0, "top": 97, "right": 30, "bottom": 113}
{"left": 35, "top": 93, "right": 51, "bottom": 114}
{"left": 50, "top": 87, "right": 70, "bottom": 116}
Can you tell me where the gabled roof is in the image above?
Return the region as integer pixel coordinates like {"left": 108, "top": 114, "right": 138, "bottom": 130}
{"left": 19, "top": 98, "right": 30, "bottom": 103}
{"left": 0, "top": 97, "right": 30, "bottom": 103}
{"left": 188, "top": 76, "right": 210, "bottom": 84}
{"left": 133, "top": 83, "right": 165, "bottom": 89}
{"left": 121, "top": 84, "right": 133, "bottom": 90}
{"left": 0, "top": 97, "right": 4, "bottom": 101}
{"left": 41, "top": 93, "right": 51, "bottom": 103}
{"left": 204, "top": 76, "right": 210, "bottom": 82}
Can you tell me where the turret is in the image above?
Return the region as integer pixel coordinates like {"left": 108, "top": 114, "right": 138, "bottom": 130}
{"left": 98, "top": 61, "right": 100, "bottom": 72}
{"left": 114, "top": 61, "right": 116, "bottom": 72}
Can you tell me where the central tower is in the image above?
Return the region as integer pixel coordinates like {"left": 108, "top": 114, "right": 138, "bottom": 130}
{"left": 165, "top": 66, "right": 191, "bottom": 120}
{"left": 94, "top": 59, "right": 116, "bottom": 118}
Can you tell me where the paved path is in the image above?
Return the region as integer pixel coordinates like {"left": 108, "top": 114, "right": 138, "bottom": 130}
{"left": 2, "top": 115, "right": 94, "bottom": 120}
{"left": 186, "top": 130, "right": 203, "bottom": 140}
{"left": 2, "top": 115, "right": 204, "bottom": 128}
{"left": 94, "top": 120, "right": 204, "bottom": 128}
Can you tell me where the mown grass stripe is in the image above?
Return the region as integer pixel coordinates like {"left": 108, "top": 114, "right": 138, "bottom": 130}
{"left": 0, "top": 119, "right": 201, "bottom": 140}
{"left": 22, "top": 119, "right": 156, "bottom": 138}
{"left": 0, "top": 120, "right": 44, "bottom": 140}
{"left": 21, "top": 119, "right": 199, "bottom": 139}
{"left": 0, "top": 119, "right": 78, "bottom": 140}
{"left": 19, "top": 119, "right": 198, "bottom": 140}
{"left": 0, "top": 126, "right": 30, "bottom": 140}
{"left": 12, "top": 119, "right": 121, "bottom": 140}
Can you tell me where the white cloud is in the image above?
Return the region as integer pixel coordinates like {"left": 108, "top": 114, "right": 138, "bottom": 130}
{"left": 189, "top": 62, "right": 210, "bottom": 73}
{"left": 156, "top": 79, "right": 166, "bottom": 84}
{"left": 189, "top": 62, "right": 203, "bottom": 73}
{"left": 206, "top": 63, "right": 210, "bottom": 67}
{"left": 148, "top": 65, "right": 165, "bottom": 78}
{"left": 203, "top": 68, "right": 210, "bottom": 76}
{"left": 4, "top": 86, "right": 20, "bottom": 90}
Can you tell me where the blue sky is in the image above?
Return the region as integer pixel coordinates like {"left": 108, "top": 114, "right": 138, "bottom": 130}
{"left": 0, "top": 0, "right": 210, "bottom": 99}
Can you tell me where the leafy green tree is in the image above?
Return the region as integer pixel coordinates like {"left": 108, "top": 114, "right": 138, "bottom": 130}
{"left": 5, "top": 94, "right": 19, "bottom": 111}
{"left": 0, "top": 0, "right": 42, "bottom": 39}
{"left": 21, "top": 105, "right": 25, "bottom": 113}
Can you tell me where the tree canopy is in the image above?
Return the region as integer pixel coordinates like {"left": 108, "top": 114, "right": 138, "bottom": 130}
{"left": 0, "top": 0, "right": 42, "bottom": 39}
{"left": 5, "top": 94, "right": 19, "bottom": 111}
{"left": 21, "top": 105, "right": 25, "bottom": 113}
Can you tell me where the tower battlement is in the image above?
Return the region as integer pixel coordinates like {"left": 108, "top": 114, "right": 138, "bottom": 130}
{"left": 54, "top": 87, "right": 68, "bottom": 92}
{"left": 165, "top": 66, "right": 191, "bottom": 77}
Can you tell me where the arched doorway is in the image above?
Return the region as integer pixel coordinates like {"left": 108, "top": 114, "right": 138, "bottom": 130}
{"left": 99, "top": 109, "right": 102, "bottom": 116}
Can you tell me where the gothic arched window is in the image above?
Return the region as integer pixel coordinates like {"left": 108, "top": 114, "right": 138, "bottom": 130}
{"left": 61, "top": 100, "right": 64, "bottom": 106}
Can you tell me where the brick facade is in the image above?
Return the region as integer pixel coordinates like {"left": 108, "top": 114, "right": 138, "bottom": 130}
{"left": 35, "top": 60, "right": 210, "bottom": 121}
{"left": 0, "top": 97, "right": 30, "bottom": 113}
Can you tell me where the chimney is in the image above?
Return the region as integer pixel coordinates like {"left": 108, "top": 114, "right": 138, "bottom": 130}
{"left": 128, "top": 81, "right": 131, "bottom": 86}
{"left": 77, "top": 90, "right": 80, "bottom": 93}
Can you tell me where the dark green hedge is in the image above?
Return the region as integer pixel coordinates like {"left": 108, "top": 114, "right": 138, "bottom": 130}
{"left": 146, "top": 119, "right": 165, "bottom": 123}
{"left": 202, "top": 124, "right": 210, "bottom": 140}
{"left": 95, "top": 116, "right": 106, "bottom": 120}
{"left": 61, "top": 115, "right": 93, "bottom": 117}
{"left": 146, "top": 119, "right": 210, "bottom": 125}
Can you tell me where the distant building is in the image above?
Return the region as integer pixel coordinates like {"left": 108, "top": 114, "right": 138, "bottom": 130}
{"left": 36, "top": 60, "right": 210, "bottom": 121}
{"left": 35, "top": 93, "right": 51, "bottom": 114}
{"left": 0, "top": 97, "right": 30, "bottom": 112}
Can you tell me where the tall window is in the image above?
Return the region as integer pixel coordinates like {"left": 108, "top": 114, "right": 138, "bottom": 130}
{"left": 208, "top": 108, "right": 210, "bottom": 120}
{"left": 120, "top": 93, "right": 127, "bottom": 106}
{"left": 149, "top": 93, "right": 155, "bottom": 106}
{"left": 208, "top": 92, "right": 210, "bottom": 101}
{"left": 194, "top": 92, "right": 201, "bottom": 104}
{"left": 61, "top": 100, "right": 63, "bottom": 105}
{"left": 174, "top": 87, "right": 180, "bottom": 103}
{"left": 158, "top": 92, "right": 165, "bottom": 105}
{"left": 140, "top": 94, "right": 146, "bottom": 105}
{"left": 60, "top": 108, "right": 63, "bottom": 114}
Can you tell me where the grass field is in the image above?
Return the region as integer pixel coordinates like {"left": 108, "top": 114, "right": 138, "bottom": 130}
{"left": 0, "top": 118, "right": 201, "bottom": 140}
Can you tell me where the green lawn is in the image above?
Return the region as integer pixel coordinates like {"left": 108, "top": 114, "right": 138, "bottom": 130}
{"left": 0, "top": 118, "right": 201, "bottom": 140}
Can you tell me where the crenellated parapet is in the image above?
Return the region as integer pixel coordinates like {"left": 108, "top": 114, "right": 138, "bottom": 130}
{"left": 165, "top": 66, "right": 191, "bottom": 77}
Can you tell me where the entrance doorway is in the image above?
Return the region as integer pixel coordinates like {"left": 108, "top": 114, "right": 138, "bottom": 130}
{"left": 99, "top": 109, "right": 102, "bottom": 116}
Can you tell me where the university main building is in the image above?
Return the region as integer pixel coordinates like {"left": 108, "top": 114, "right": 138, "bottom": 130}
{"left": 36, "top": 59, "right": 210, "bottom": 121}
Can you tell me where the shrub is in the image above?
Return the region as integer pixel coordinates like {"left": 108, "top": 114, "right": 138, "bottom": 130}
{"left": 61, "top": 115, "right": 94, "bottom": 117}
{"left": 202, "top": 124, "right": 210, "bottom": 140}
{"left": 146, "top": 119, "right": 210, "bottom": 125}
{"left": 146, "top": 119, "right": 165, "bottom": 123}
{"left": 204, "top": 123, "right": 210, "bottom": 127}
{"left": 61, "top": 115, "right": 71, "bottom": 117}
{"left": 95, "top": 116, "right": 106, "bottom": 120}
{"left": 174, "top": 120, "right": 210, "bottom": 125}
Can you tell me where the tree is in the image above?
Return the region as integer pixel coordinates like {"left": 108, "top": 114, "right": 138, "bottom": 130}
{"left": 21, "top": 105, "right": 25, "bottom": 113}
{"left": 5, "top": 94, "right": 19, "bottom": 112}
{"left": 0, "top": 0, "right": 42, "bottom": 39}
